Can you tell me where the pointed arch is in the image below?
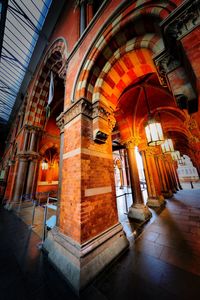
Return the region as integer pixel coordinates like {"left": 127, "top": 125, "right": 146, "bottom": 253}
{"left": 25, "top": 38, "right": 68, "bottom": 127}
{"left": 73, "top": 0, "right": 183, "bottom": 102}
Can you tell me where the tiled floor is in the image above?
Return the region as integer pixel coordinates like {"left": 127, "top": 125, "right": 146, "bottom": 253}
{"left": 0, "top": 185, "right": 200, "bottom": 299}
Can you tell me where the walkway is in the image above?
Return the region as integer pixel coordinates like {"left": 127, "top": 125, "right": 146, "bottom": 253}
{"left": 0, "top": 187, "right": 200, "bottom": 299}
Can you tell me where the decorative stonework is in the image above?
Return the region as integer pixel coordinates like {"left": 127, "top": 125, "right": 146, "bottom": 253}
{"left": 17, "top": 152, "right": 39, "bottom": 161}
{"left": 154, "top": 51, "right": 180, "bottom": 77}
{"left": 58, "top": 63, "right": 67, "bottom": 81}
{"left": 145, "top": 146, "right": 158, "bottom": 157}
{"left": 64, "top": 98, "right": 117, "bottom": 143}
{"left": 64, "top": 98, "right": 93, "bottom": 125}
{"left": 56, "top": 112, "right": 65, "bottom": 132}
{"left": 92, "top": 102, "right": 116, "bottom": 143}
{"left": 123, "top": 136, "right": 141, "bottom": 149}
{"left": 165, "top": 0, "right": 200, "bottom": 40}
{"left": 43, "top": 223, "right": 129, "bottom": 292}
{"left": 186, "top": 116, "right": 198, "bottom": 130}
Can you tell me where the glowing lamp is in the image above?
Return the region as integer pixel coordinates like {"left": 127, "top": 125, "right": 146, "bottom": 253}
{"left": 145, "top": 118, "right": 164, "bottom": 146}
{"left": 171, "top": 150, "right": 181, "bottom": 161}
{"left": 161, "top": 139, "right": 174, "bottom": 153}
{"left": 41, "top": 160, "right": 48, "bottom": 170}
{"left": 143, "top": 86, "right": 164, "bottom": 146}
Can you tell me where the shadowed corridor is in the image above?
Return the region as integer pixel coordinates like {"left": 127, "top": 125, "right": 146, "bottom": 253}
{"left": 0, "top": 187, "right": 200, "bottom": 300}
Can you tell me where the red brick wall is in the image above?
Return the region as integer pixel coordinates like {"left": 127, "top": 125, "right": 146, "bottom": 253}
{"left": 59, "top": 115, "right": 118, "bottom": 243}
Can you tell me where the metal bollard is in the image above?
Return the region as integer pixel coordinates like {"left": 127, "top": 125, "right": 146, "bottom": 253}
{"left": 29, "top": 200, "right": 36, "bottom": 229}
{"left": 36, "top": 204, "right": 48, "bottom": 250}
{"left": 42, "top": 205, "right": 48, "bottom": 243}
{"left": 124, "top": 193, "right": 128, "bottom": 214}
{"left": 17, "top": 195, "right": 23, "bottom": 215}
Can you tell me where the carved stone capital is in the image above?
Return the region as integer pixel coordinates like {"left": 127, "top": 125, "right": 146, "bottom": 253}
{"left": 123, "top": 136, "right": 141, "bottom": 149}
{"left": 185, "top": 116, "right": 198, "bottom": 130}
{"left": 145, "top": 146, "right": 159, "bottom": 157}
{"left": 154, "top": 50, "right": 180, "bottom": 78}
{"left": 58, "top": 63, "right": 67, "bottom": 81}
{"left": 92, "top": 101, "right": 116, "bottom": 143}
{"left": 164, "top": 0, "right": 200, "bottom": 41}
{"left": 64, "top": 98, "right": 93, "bottom": 125}
{"left": 56, "top": 112, "right": 65, "bottom": 132}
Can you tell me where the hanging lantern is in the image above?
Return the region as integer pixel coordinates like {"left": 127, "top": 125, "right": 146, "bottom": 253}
{"left": 145, "top": 118, "right": 164, "bottom": 146}
{"left": 41, "top": 159, "right": 48, "bottom": 170}
{"left": 178, "top": 157, "right": 184, "bottom": 165}
{"left": 143, "top": 86, "right": 164, "bottom": 146}
{"left": 161, "top": 138, "right": 174, "bottom": 153}
{"left": 171, "top": 150, "right": 181, "bottom": 161}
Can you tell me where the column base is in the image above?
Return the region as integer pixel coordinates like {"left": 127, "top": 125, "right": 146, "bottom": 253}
{"left": 43, "top": 223, "right": 129, "bottom": 293}
{"left": 4, "top": 202, "right": 13, "bottom": 211}
{"left": 147, "top": 195, "right": 165, "bottom": 208}
{"left": 162, "top": 190, "right": 173, "bottom": 198}
{"left": 128, "top": 204, "right": 152, "bottom": 221}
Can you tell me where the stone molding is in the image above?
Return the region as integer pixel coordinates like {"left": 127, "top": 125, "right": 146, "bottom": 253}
{"left": 17, "top": 152, "right": 40, "bottom": 161}
{"left": 154, "top": 51, "right": 180, "bottom": 76}
{"left": 64, "top": 98, "right": 116, "bottom": 143}
{"left": 43, "top": 223, "right": 129, "bottom": 292}
{"left": 24, "top": 124, "right": 42, "bottom": 133}
{"left": 164, "top": 0, "right": 200, "bottom": 41}
{"left": 154, "top": 0, "right": 199, "bottom": 88}
{"left": 123, "top": 136, "right": 141, "bottom": 149}
{"left": 56, "top": 112, "right": 65, "bottom": 132}
{"left": 64, "top": 98, "right": 93, "bottom": 125}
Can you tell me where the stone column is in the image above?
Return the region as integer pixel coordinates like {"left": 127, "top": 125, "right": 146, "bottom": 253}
{"left": 56, "top": 112, "right": 65, "bottom": 226}
{"left": 43, "top": 99, "right": 129, "bottom": 292}
{"left": 164, "top": 156, "right": 177, "bottom": 193}
{"left": 157, "top": 155, "right": 173, "bottom": 198}
{"left": 141, "top": 148, "right": 165, "bottom": 208}
{"left": 22, "top": 127, "right": 30, "bottom": 151}
{"left": 124, "top": 149, "right": 131, "bottom": 187}
{"left": 167, "top": 155, "right": 179, "bottom": 191}
{"left": 86, "top": 0, "right": 93, "bottom": 25}
{"left": 29, "top": 129, "right": 37, "bottom": 152}
{"left": 25, "top": 156, "right": 38, "bottom": 197}
{"left": 125, "top": 140, "right": 152, "bottom": 220}
{"left": 173, "top": 162, "right": 182, "bottom": 190}
{"left": 11, "top": 154, "right": 28, "bottom": 206}
{"left": 80, "top": 0, "right": 86, "bottom": 35}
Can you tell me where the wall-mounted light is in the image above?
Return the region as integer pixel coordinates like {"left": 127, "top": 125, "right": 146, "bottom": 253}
{"left": 143, "top": 86, "right": 164, "bottom": 146}
{"left": 161, "top": 138, "right": 174, "bottom": 153}
{"left": 41, "top": 159, "right": 48, "bottom": 170}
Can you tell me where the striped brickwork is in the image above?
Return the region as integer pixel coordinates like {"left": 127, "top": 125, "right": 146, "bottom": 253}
{"left": 25, "top": 39, "right": 67, "bottom": 128}
{"left": 75, "top": 0, "right": 183, "bottom": 102}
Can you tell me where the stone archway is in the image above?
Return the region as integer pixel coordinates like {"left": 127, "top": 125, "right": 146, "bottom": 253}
{"left": 9, "top": 38, "right": 67, "bottom": 207}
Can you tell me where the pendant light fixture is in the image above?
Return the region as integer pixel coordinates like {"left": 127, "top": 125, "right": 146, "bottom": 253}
{"left": 143, "top": 86, "right": 164, "bottom": 146}
{"left": 161, "top": 138, "right": 174, "bottom": 153}
{"left": 171, "top": 150, "right": 181, "bottom": 161}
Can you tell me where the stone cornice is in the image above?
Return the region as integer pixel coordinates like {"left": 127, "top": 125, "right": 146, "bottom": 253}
{"left": 24, "top": 124, "right": 42, "bottom": 132}
{"left": 122, "top": 136, "right": 141, "bottom": 149}
{"left": 163, "top": 0, "right": 200, "bottom": 41}
{"left": 154, "top": 50, "right": 181, "bottom": 76}
{"left": 56, "top": 112, "right": 65, "bottom": 132}
{"left": 17, "top": 151, "right": 40, "bottom": 160}
{"left": 63, "top": 98, "right": 93, "bottom": 125}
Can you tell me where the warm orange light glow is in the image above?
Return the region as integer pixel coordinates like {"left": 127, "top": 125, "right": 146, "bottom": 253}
{"left": 145, "top": 119, "right": 164, "bottom": 146}
{"left": 41, "top": 160, "right": 48, "bottom": 170}
{"left": 171, "top": 150, "right": 181, "bottom": 161}
{"left": 161, "top": 139, "right": 174, "bottom": 153}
